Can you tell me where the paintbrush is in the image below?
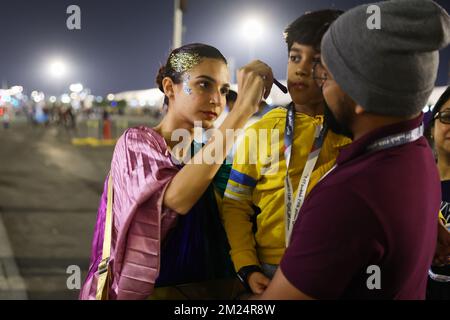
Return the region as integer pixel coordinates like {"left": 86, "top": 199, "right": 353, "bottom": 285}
{"left": 273, "top": 78, "right": 288, "bottom": 94}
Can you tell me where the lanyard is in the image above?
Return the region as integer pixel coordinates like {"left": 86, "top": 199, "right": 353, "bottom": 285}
{"left": 319, "top": 124, "right": 424, "bottom": 186}
{"left": 367, "top": 124, "right": 424, "bottom": 152}
{"left": 284, "top": 103, "right": 327, "bottom": 246}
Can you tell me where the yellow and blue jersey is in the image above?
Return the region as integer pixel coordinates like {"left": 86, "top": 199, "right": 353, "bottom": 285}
{"left": 222, "top": 107, "right": 351, "bottom": 271}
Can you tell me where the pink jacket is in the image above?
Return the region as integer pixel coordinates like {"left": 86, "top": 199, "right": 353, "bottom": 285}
{"left": 80, "top": 127, "right": 179, "bottom": 299}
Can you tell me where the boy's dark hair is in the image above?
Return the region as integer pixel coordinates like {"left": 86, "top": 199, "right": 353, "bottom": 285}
{"left": 284, "top": 9, "right": 344, "bottom": 52}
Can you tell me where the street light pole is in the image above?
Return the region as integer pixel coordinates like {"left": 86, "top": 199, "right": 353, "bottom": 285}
{"left": 173, "top": 0, "right": 183, "bottom": 49}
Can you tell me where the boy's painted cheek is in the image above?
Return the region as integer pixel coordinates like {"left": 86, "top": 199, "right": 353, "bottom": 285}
{"left": 182, "top": 74, "right": 193, "bottom": 95}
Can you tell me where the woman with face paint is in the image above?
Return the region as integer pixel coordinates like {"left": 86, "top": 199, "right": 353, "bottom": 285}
{"left": 80, "top": 43, "right": 274, "bottom": 300}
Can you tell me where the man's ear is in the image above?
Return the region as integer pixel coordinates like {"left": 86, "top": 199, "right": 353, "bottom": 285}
{"left": 162, "top": 77, "right": 175, "bottom": 99}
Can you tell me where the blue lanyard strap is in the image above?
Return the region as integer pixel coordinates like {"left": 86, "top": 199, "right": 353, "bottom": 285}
{"left": 284, "top": 103, "right": 328, "bottom": 246}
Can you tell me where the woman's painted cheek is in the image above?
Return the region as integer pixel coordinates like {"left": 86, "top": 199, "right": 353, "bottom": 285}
{"left": 182, "top": 74, "right": 193, "bottom": 95}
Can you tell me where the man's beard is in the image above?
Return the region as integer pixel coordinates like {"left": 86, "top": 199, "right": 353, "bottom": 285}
{"left": 323, "top": 99, "right": 354, "bottom": 139}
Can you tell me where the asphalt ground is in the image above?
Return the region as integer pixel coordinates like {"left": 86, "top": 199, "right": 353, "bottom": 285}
{"left": 0, "top": 116, "right": 156, "bottom": 299}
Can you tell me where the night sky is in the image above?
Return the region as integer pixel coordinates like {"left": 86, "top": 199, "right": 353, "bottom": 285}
{"left": 1, "top": 0, "right": 450, "bottom": 96}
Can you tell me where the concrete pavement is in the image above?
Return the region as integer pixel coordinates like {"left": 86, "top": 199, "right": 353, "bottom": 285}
{"left": 0, "top": 117, "right": 156, "bottom": 299}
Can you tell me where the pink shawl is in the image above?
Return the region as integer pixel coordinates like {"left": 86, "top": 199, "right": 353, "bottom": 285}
{"left": 79, "top": 126, "right": 179, "bottom": 299}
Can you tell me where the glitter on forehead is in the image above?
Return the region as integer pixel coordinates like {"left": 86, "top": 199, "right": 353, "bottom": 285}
{"left": 170, "top": 52, "right": 201, "bottom": 73}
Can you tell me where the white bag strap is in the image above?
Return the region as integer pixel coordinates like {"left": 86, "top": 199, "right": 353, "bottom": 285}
{"left": 96, "top": 173, "right": 113, "bottom": 300}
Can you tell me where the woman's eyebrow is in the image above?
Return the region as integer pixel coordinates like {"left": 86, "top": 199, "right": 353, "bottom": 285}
{"left": 196, "top": 75, "right": 230, "bottom": 88}
{"left": 195, "top": 75, "right": 216, "bottom": 83}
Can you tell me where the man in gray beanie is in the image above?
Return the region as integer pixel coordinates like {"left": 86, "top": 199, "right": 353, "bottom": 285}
{"left": 253, "top": 0, "right": 450, "bottom": 300}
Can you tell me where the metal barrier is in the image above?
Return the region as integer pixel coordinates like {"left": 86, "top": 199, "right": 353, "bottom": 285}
{"left": 72, "top": 116, "right": 159, "bottom": 147}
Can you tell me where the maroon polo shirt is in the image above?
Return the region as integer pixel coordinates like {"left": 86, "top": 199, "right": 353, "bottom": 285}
{"left": 280, "top": 114, "right": 440, "bottom": 300}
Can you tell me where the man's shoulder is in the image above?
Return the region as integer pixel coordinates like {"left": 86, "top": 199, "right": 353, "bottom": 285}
{"left": 305, "top": 166, "right": 370, "bottom": 213}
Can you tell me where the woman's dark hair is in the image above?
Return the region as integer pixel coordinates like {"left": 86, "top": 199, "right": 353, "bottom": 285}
{"left": 425, "top": 86, "right": 450, "bottom": 148}
{"left": 284, "top": 9, "right": 344, "bottom": 52}
{"left": 156, "top": 43, "right": 227, "bottom": 105}
{"left": 430, "top": 86, "right": 450, "bottom": 127}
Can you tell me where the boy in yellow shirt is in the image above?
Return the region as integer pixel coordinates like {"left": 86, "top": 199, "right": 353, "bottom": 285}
{"left": 222, "top": 10, "right": 350, "bottom": 294}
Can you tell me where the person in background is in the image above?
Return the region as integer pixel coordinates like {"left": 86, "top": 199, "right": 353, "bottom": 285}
{"left": 426, "top": 86, "right": 450, "bottom": 299}
{"left": 2, "top": 112, "right": 10, "bottom": 129}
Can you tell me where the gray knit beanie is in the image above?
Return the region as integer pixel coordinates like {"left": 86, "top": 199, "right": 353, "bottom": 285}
{"left": 321, "top": 0, "right": 450, "bottom": 117}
